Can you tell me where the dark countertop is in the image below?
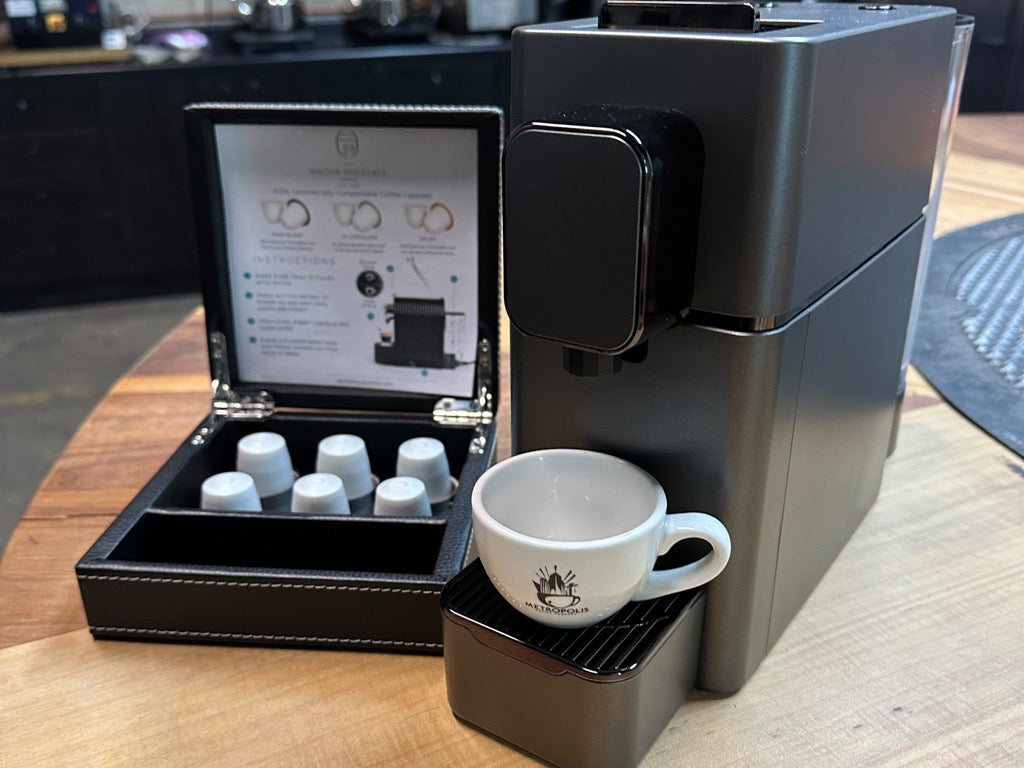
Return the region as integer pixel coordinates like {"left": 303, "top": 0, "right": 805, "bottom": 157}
{"left": 0, "top": 17, "right": 511, "bottom": 79}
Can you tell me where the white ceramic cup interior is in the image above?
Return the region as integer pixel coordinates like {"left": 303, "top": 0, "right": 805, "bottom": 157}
{"left": 291, "top": 473, "right": 351, "bottom": 515}
{"left": 236, "top": 431, "right": 295, "bottom": 498}
{"left": 396, "top": 436, "right": 454, "bottom": 503}
{"left": 373, "top": 476, "right": 431, "bottom": 517}
{"left": 471, "top": 449, "right": 731, "bottom": 628}
{"left": 201, "top": 471, "right": 262, "bottom": 512}
{"left": 316, "top": 434, "right": 376, "bottom": 499}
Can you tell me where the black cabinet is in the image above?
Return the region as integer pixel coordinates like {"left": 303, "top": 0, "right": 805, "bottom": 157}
{"left": 894, "top": 0, "right": 1024, "bottom": 113}
{"left": 0, "top": 78, "right": 124, "bottom": 306}
{"left": 954, "top": 0, "right": 1024, "bottom": 113}
{"left": 0, "top": 39, "right": 510, "bottom": 309}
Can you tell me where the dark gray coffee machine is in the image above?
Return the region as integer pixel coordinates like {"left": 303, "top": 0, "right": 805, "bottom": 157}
{"left": 504, "top": 1, "right": 956, "bottom": 692}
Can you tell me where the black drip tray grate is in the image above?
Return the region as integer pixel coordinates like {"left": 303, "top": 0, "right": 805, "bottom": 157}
{"left": 441, "top": 559, "right": 702, "bottom": 677}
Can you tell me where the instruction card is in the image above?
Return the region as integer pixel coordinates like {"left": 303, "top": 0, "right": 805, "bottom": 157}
{"left": 214, "top": 122, "right": 479, "bottom": 397}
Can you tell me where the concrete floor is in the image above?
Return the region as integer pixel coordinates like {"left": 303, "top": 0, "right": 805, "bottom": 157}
{"left": 0, "top": 294, "right": 201, "bottom": 557}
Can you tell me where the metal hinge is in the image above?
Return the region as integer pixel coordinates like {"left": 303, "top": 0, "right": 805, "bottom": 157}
{"left": 208, "top": 330, "right": 275, "bottom": 420}
{"left": 432, "top": 338, "right": 494, "bottom": 454}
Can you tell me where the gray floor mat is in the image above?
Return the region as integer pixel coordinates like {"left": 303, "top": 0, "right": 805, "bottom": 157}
{"left": 912, "top": 214, "right": 1024, "bottom": 458}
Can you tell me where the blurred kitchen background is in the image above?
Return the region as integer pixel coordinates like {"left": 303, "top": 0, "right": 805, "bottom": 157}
{"left": 0, "top": 0, "right": 1022, "bottom": 554}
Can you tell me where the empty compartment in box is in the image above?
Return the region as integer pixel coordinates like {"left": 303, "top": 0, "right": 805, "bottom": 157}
{"left": 109, "top": 511, "right": 447, "bottom": 574}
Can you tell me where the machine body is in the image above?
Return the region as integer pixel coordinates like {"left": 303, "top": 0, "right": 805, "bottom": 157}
{"left": 505, "top": 2, "right": 956, "bottom": 692}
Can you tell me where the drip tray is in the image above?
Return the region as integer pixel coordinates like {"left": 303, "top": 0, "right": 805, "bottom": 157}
{"left": 441, "top": 560, "right": 705, "bottom": 768}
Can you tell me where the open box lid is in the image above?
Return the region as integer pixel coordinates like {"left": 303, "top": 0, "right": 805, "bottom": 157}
{"left": 184, "top": 103, "right": 502, "bottom": 423}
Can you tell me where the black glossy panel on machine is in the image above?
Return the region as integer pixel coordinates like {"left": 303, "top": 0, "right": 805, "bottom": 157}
{"left": 505, "top": 125, "right": 646, "bottom": 353}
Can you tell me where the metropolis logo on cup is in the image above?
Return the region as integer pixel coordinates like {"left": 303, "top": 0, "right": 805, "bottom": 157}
{"left": 528, "top": 566, "right": 585, "bottom": 617}
{"left": 471, "top": 449, "right": 732, "bottom": 628}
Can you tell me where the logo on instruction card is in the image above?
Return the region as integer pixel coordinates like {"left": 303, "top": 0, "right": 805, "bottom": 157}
{"left": 527, "top": 566, "right": 586, "bottom": 617}
{"left": 335, "top": 129, "right": 359, "bottom": 159}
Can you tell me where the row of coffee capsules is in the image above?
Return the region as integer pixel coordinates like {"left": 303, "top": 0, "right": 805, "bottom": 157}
{"left": 199, "top": 433, "right": 456, "bottom": 516}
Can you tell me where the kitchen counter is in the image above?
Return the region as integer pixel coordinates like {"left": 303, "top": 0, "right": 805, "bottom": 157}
{"left": 0, "top": 17, "right": 509, "bottom": 75}
{"left": 0, "top": 26, "right": 510, "bottom": 309}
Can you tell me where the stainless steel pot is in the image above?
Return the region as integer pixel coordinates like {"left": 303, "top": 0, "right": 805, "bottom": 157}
{"left": 340, "top": 0, "right": 440, "bottom": 38}
{"left": 235, "top": 0, "right": 305, "bottom": 33}
{"left": 438, "top": 0, "right": 538, "bottom": 33}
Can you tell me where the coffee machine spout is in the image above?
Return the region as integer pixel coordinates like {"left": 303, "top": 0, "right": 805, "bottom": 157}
{"left": 562, "top": 348, "right": 622, "bottom": 377}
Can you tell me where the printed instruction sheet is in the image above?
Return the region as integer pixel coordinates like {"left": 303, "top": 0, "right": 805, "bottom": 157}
{"left": 214, "top": 122, "right": 479, "bottom": 397}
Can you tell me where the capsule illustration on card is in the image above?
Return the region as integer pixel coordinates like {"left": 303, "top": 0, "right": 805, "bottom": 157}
{"left": 423, "top": 202, "right": 454, "bottom": 234}
{"left": 406, "top": 201, "right": 454, "bottom": 234}
{"left": 280, "top": 199, "right": 310, "bottom": 229}
{"left": 352, "top": 201, "right": 382, "bottom": 231}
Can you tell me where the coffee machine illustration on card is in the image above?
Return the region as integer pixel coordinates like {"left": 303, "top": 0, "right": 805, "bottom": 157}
{"left": 504, "top": 2, "right": 957, "bottom": 692}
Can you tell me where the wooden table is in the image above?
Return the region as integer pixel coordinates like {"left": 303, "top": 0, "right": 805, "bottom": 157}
{"left": 2, "top": 113, "right": 1023, "bottom": 767}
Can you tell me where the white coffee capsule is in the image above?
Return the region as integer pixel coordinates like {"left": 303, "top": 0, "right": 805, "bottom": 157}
{"left": 200, "top": 471, "right": 262, "bottom": 511}
{"left": 237, "top": 432, "right": 295, "bottom": 499}
{"left": 373, "top": 476, "right": 431, "bottom": 517}
{"left": 396, "top": 436, "right": 455, "bottom": 503}
{"left": 291, "top": 473, "right": 351, "bottom": 515}
{"left": 316, "top": 434, "right": 376, "bottom": 500}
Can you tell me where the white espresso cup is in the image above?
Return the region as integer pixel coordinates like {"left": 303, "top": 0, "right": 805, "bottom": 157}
{"left": 471, "top": 449, "right": 731, "bottom": 629}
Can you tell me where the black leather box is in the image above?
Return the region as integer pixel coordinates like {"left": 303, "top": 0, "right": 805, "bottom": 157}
{"left": 76, "top": 104, "right": 502, "bottom": 652}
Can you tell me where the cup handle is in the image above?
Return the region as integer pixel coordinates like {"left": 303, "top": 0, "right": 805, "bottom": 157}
{"left": 633, "top": 512, "right": 731, "bottom": 602}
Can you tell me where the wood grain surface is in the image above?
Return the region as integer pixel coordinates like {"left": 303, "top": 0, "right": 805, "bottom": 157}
{"left": 0, "top": 46, "right": 133, "bottom": 68}
{"left": 1, "top": 113, "right": 1023, "bottom": 767}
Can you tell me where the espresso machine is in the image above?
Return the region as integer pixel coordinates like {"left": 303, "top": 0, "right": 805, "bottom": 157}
{"left": 504, "top": 1, "right": 956, "bottom": 693}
